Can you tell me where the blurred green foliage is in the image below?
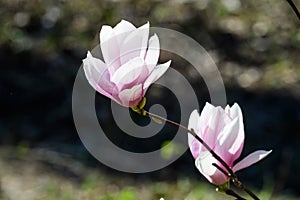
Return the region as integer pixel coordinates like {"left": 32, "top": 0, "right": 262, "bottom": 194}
{"left": 1, "top": 0, "right": 299, "bottom": 87}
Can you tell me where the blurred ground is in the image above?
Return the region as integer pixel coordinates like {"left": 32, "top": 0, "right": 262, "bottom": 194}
{"left": 1, "top": 0, "right": 300, "bottom": 199}
{"left": 0, "top": 147, "right": 297, "bottom": 200}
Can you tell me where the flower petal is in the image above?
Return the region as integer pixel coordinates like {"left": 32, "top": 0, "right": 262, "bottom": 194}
{"left": 83, "top": 51, "right": 106, "bottom": 77}
{"left": 111, "top": 57, "right": 145, "bottom": 89}
{"left": 119, "top": 22, "right": 149, "bottom": 65}
{"left": 232, "top": 150, "right": 272, "bottom": 172}
{"left": 145, "top": 34, "right": 160, "bottom": 72}
{"left": 100, "top": 25, "right": 121, "bottom": 74}
{"left": 188, "top": 110, "right": 201, "bottom": 159}
{"left": 100, "top": 25, "right": 113, "bottom": 44}
{"left": 202, "top": 107, "right": 224, "bottom": 151}
{"left": 229, "top": 103, "right": 242, "bottom": 119}
{"left": 126, "top": 66, "right": 149, "bottom": 89}
{"left": 215, "top": 117, "right": 240, "bottom": 165}
{"left": 118, "top": 84, "right": 143, "bottom": 107}
{"left": 188, "top": 110, "right": 200, "bottom": 131}
{"left": 225, "top": 105, "right": 230, "bottom": 116}
{"left": 195, "top": 152, "right": 229, "bottom": 185}
{"left": 83, "top": 51, "right": 112, "bottom": 98}
{"left": 217, "top": 117, "right": 239, "bottom": 149}
{"left": 113, "top": 20, "right": 136, "bottom": 46}
{"left": 198, "top": 103, "right": 217, "bottom": 127}
{"left": 228, "top": 103, "right": 245, "bottom": 161}
{"left": 143, "top": 60, "right": 171, "bottom": 91}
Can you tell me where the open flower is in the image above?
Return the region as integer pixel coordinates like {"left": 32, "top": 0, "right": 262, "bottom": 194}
{"left": 188, "top": 102, "right": 272, "bottom": 185}
{"left": 83, "top": 20, "right": 171, "bottom": 107}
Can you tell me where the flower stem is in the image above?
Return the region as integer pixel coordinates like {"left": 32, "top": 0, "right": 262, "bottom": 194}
{"left": 286, "top": 0, "right": 300, "bottom": 20}
{"left": 225, "top": 189, "right": 246, "bottom": 200}
{"left": 139, "top": 108, "right": 260, "bottom": 200}
{"left": 231, "top": 177, "right": 260, "bottom": 200}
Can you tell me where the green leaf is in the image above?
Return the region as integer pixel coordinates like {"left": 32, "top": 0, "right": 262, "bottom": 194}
{"left": 151, "top": 116, "right": 163, "bottom": 124}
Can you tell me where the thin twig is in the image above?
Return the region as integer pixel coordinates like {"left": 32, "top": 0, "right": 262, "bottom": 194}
{"left": 286, "top": 0, "right": 300, "bottom": 20}
{"left": 225, "top": 189, "right": 246, "bottom": 200}
{"left": 144, "top": 110, "right": 234, "bottom": 176}
{"left": 232, "top": 178, "right": 260, "bottom": 200}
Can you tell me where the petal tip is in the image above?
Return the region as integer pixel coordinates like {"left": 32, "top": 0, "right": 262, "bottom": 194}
{"left": 162, "top": 60, "right": 171, "bottom": 68}
{"left": 86, "top": 51, "right": 92, "bottom": 57}
{"left": 83, "top": 51, "right": 92, "bottom": 63}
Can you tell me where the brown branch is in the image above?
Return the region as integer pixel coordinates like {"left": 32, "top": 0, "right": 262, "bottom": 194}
{"left": 225, "top": 189, "right": 247, "bottom": 200}
{"left": 286, "top": 0, "right": 300, "bottom": 20}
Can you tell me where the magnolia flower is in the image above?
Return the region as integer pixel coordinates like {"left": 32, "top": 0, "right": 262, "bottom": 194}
{"left": 83, "top": 20, "right": 171, "bottom": 107}
{"left": 188, "top": 102, "right": 272, "bottom": 185}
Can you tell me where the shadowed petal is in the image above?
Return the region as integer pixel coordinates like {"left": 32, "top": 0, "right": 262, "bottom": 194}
{"left": 118, "top": 84, "right": 143, "bottom": 107}
{"left": 83, "top": 51, "right": 106, "bottom": 76}
{"left": 143, "top": 60, "right": 171, "bottom": 91}
{"left": 111, "top": 57, "right": 145, "bottom": 89}
{"left": 119, "top": 22, "right": 149, "bottom": 65}
{"left": 145, "top": 34, "right": 160, "bottom": 72}
{"left": 188, "top": 110, "right": 201, "bottom": 159}
{"left": 125, "top": 66, "right": 149, "bottom": 89}
{"left": 195, "top": 152, "right": 229, "bottom": 185}
{"left": 83, "top": 51, "right": 112, "bottom": 98}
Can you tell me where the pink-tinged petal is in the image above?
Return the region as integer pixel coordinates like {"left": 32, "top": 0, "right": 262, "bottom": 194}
{"left": 198, "top": 103, "right": 217, "bottom": 127}
{"left": 145, "top": 34, "right": 160, "bottom": 72}
{"left": 113, "top": 20, "right": 136, "bottom": 46}
{"left": 232, "top": 150, "right": 272, "bottom": 172}
{"left": 195, "top": 152, "right": 229, "bottom": 185}
{"left": 188, "top": 110, "right": 201, "bottom": 159}
{"left": 83, "top": 51, "right": 112, "bottom": 98}
{"left": 137, "top": 65, "right": 150, "bottom": 83}
{"left": 98, "top": 70, "right": 117, "bottom": 93}
{"left": 125, "top": 66, "right": 149, "bottom": 90}
{"left": 215, "top": 117, "right": 240, "bottom": 166}
{"left": 217, "top": 117, "right": 239, "bottom": 149}
{"left": 118, "top": 84, "right": 143, "bottom": 107}
{"left": 214, "top": 103, "right": 244, "bottom": 163}
{"left": 111, "top": 57, "right": 145, "bottom": 89}
{"left": 189, "top": 139, "right": 201, "bottom": 159}
{"left": 100, "top": 25, "right": 121, "bottom": 74}
{"left": 228, "top": 103, "right": 245, "bottom": 161}
{"left": 143, "top": 60, "right": 171, "bottom": 91}
{"left": 119, "top": 22, "right": 149, "bottom": 65}
{"left": 202, "top": 108, "right": 224, "bottom": 150}
{"left": 225, "top": 105, "right": 231, "bottom": 116}
{"left": 229, "top": 103, "right": 242, "bottom": 119}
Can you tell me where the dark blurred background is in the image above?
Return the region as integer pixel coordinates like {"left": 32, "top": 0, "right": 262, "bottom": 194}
{"left": 0, "top": 0, "right": 300, "bottom": 199}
